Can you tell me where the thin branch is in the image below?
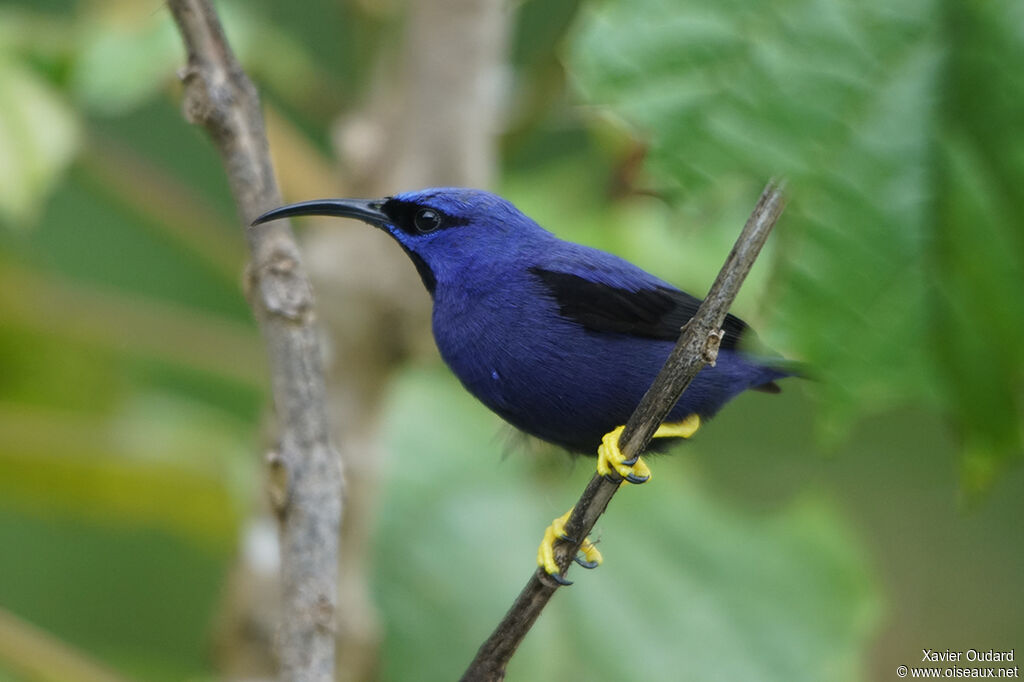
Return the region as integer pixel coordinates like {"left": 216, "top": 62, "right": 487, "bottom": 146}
{"left": 461, "top": 181, "right": 787, "bottom": 682}
{"left": 167, "top": 3, "right": 343, "bottom": 682}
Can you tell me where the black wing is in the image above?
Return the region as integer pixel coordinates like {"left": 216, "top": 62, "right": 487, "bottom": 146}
{"left": 529, "top": 267, "right": 749, "bottom": 350}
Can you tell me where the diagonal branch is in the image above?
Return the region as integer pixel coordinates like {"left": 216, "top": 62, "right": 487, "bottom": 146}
{"left": 167, "top": 3, "right": 343, "bottom": 682}
{"left": 461, "top": 181, "right": 787, "bottom": 682}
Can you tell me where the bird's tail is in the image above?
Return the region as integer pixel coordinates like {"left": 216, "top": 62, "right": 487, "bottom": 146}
{"left": 750, "top": 357, "right": 812, "bottom": 393}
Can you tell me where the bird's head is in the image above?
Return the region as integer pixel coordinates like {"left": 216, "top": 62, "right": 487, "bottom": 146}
{"left": 253, "top": 187, "right": 547, "bottom": 295}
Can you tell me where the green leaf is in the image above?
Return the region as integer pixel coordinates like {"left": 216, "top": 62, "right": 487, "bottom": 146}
{"left": 931, "top": 2, "right": 1024, "bottom": 496}
{"left": 70, "top": 9, "right": 183, "bottom": 116}
{"left": 0, "top": 55, "right": 80, "bottom": 226}
{"left": 568, "top": 0, "right": 1024, "bottom": 483}
{"left": 70, "top": 1, "right": 321, "bottom": 116}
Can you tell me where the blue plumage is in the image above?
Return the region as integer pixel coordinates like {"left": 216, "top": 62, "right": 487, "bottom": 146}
{"left": 254, "top": 187, "right": 790, "bottom": 453}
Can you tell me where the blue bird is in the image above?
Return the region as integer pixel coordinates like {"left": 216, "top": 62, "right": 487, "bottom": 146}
{"left": 254, "top": 187, "right": 792, "bottom": 579}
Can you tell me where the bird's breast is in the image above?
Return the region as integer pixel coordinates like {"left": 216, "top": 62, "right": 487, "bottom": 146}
{"left": 429, "top": 280, "right": 656, "bottom": 451}
{"left": 431, "top": 286, "right": 538, "bottom": 412}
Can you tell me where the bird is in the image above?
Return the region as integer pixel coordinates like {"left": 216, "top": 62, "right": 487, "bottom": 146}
{"left": 254, "top": 187, "right": 793, "bottom": 582}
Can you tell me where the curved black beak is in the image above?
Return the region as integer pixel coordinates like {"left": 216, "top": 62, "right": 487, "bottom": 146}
{"left": 251, "top": 198, "right": 389, "bottom": 227}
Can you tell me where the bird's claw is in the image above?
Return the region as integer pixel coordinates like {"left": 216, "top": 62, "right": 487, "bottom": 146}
{"left": 537, "top": 508, "right": 603, "bottom": 584}
{"left": 596, "top": 415, "right": 701, "bottom": 484}
{"left": 547, "top": 571, "right": 573, "bottom": 586}
{"left": 597, "top": 425, "right": 652, "bottom": 483}
{"left": 537, "top": 416, "right": 702, "bottom": 583}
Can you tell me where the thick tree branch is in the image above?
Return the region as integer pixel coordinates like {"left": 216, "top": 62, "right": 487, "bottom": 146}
{"left": 167, "top": 3, "right": 343, "bottom": 682}
{"left": 461, "top": 181, "right": 787, "bottom": 681}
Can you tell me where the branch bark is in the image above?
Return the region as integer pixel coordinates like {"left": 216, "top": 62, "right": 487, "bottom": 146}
{"left": 167, "top": 3, "right": 343, "bottom": 682}
{"left": 461, "top": 181, "right": 787, "bottom": 681}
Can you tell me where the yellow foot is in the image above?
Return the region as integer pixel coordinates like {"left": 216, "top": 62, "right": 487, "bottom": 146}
{"left": 596, "top": 414, "right": 701, "bottom": 484}
{"left": 537, "top": 508, "right": 603, "bottom": 585}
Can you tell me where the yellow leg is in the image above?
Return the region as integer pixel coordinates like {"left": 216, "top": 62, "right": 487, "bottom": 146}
{"left": 537, "top": 415, "right": 701, "bottom": 585}
{"left": 597, "top": 414, "right": 701, "bottom": 484}
{"left": 537, "top": 508, "right": 603, "bottom": 585}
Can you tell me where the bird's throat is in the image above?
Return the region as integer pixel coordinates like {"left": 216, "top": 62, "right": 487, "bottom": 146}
{"left": 399, "top": 245, "right": 436, "bottom": 295}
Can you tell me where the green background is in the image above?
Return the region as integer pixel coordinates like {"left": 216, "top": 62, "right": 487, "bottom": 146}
{"left": 0, "top": 0, "right": 1021, "bottom": 680}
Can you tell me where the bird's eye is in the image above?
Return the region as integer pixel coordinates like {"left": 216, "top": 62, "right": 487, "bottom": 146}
{"left": 413, "top": 208, "right": 442, "bottom": 233}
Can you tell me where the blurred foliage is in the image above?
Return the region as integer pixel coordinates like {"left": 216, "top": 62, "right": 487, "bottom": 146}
{"left": 376, "top": 367, "right": 877, "bottom": 682}
{"left": 0, "top": 54, "right": 79, "bottom": 225}
{"left": 569, "top": 0, "right": 1024, "bottom": 491}
{"left": 0, "top": 511, "right": 230, "bottom": 681}
{"left": 0, "top": 2, "right": 268, "bottom": 679}
{"left": 0, "top": 0, "right": 1020, "bottom": 681}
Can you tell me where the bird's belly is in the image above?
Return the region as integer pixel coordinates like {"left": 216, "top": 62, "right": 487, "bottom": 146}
{"left": 434, "top": 316, "right": 677, "bottom": 452}
{"left": 433, "top": 298, "right": 776, "bottom": 453}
